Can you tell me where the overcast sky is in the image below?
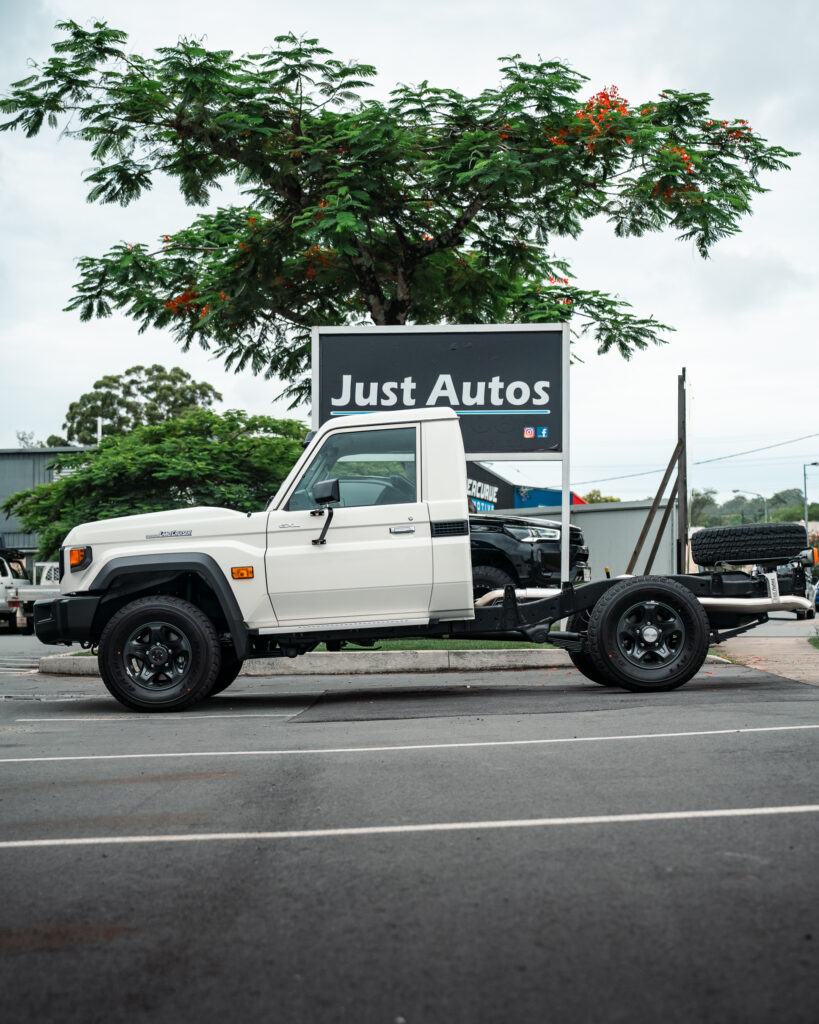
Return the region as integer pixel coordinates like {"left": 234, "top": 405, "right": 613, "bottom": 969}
{"left": 2, "top": 0, "right": 817, "bottom": 504}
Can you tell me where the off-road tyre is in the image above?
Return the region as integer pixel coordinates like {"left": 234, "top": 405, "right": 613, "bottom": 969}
{"left": 472, "top": 565, "right": 515, "bottom": 601}
{"left": 98, "top": 595, "right": 221, "bottom": 712}
{"left": 586, "top": 577, "right": 710, "bottom": 693}
{"left": 691, "top": 522, "right": 807, "bottom": 567}
{"left": 208, "top": 645, "right": 244, "bottom": 697}
{"left": 566, "top": 611, "right": 617, "bottom": 686}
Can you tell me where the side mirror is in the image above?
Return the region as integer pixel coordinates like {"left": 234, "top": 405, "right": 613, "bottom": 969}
{"left": 313, "top": 478, "right": 340, "bottom": 506}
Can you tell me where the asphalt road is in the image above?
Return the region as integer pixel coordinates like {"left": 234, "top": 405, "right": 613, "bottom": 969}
{"left": 1, "top": 628, "right": 818, "bottom": 1024}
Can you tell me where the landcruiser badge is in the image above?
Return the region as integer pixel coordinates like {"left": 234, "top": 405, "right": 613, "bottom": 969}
{"left": 146, "top": 530, "right": 193, "bottom": 539}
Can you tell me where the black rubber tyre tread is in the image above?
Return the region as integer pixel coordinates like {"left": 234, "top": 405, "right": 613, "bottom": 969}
{"left": 566, "top": 611, "right": 617, "bottom": 686}
{"left": 208, "top": 646, "right": 244, "bottom": 697}
{"left": 98, "top": 595, "right": 221, "bottom": 712}
{"left": 691, "top": 522, "right": 807, "bottom": 567}
{"left": 586, "top": 577, "right": 710, "bottom": 692}
{"left": 472, "top": 565, "right": 515, "bottom": 600}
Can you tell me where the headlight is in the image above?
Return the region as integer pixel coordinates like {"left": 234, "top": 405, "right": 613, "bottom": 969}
{"left": 506, "top": 526, "right": 560, "bottom": 542}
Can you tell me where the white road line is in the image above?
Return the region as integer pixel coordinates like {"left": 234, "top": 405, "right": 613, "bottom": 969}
{"left": 1, "top": 805, "right": 817, "bottom": 849}
{"left": 1, "top": 724, "right": 817, "bottom": 765}
{"left": 16, "top": 713, "right": 296, "bottom": 722}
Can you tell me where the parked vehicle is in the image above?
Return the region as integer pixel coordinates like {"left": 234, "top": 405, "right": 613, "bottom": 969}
{"left": 33, "top": 407, "right": 815, "bottom": 712}
{"left": 5, "top": 562, "right": 60, "bottom": 634}
{"left": 469, "top": 512, "right": 589, "bottom": 598}
{"left": 0, "top": 548, "right": 31, "bottom": 631}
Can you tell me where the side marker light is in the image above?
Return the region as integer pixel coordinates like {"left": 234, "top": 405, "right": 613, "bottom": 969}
{"left": 231, "top": 566, "right": 254, "bottom": 580}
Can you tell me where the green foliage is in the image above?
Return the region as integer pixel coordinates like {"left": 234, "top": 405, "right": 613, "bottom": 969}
{"left": 690, "top": 488, "right": 818, "bottom": 527}
{"left": 689, "top": 487, "right": 719, "bottom": 525}
{"left": 581, "top": 488, "right": 621, "bottom": 503}
{"left": 59, "top": 364, "right": 222, "bottom": 444}
{"left": 771, "top": 503, "right": 819, "bottom": 524}
{"left": 2, "top": 409, "right": 306, "bottom": 558}
{"left": 1, "top": 23, "right": 796, "bottom": 401}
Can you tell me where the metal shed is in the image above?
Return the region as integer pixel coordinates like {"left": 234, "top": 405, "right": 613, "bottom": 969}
{"left": 0, "top": 448, "right": 81, "bottom": 553}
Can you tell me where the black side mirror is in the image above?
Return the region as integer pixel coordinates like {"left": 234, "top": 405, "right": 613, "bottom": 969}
{"left": 313, "top": 478, "right": 340, "bottom": 506}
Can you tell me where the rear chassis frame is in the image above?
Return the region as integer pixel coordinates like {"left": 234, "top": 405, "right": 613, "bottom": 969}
{"left": 246, "top": 569, "right": 778, "bottom": 659}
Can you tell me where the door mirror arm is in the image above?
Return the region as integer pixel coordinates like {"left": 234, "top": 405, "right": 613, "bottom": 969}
{"left": 311, "top": 479, "right": 340, "bottom": 546}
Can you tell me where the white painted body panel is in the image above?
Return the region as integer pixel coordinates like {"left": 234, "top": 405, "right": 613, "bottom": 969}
{"left": 59, "top": 408, "right": 475, "bottom": 632}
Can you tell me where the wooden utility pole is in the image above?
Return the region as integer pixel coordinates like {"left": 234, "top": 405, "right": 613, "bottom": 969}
{"left": 677, "top": 368, "right": 688, "bottom": 573}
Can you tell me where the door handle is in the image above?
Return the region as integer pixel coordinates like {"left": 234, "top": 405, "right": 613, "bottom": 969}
{"left": 390, "top": 525, "right": 415, "bottom": 534}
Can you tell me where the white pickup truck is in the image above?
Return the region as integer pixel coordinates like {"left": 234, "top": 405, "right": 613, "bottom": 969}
{"left": 33, "top": 407, "right": 815, "bottom": 711}
{"left": 0, "top": 548, "right": 32, "bottom": 631}
{"left": 4, "top": 561, "right": 60, "bottom": 634}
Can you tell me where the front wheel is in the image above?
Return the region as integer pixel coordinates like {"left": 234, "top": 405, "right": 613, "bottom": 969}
{"left": 472, "top": 565, "right": 515, "bottom": 602}
{"left": 208, "top": 646, "right": 244, "bottom": 697}
{"left": 586, "top": 577, "right": 710, "bottom": 692}
{"left": 98, "top": 596, "right": 221, "bottom": 712}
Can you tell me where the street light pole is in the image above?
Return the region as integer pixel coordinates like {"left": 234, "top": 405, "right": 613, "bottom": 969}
{"left": 732, "top": 488, "right": 768, "bottom": 523}
{"left": 803, "top": 462, "right": 819, "bottom": 539}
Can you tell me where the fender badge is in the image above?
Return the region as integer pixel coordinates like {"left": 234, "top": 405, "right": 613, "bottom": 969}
{"left": 146, "top": 530, "right": 193, "bottom": 539}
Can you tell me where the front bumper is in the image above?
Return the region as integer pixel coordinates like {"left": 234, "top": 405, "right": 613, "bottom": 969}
{"left": 33, "top": 595, "right": 100, "bottom": 645}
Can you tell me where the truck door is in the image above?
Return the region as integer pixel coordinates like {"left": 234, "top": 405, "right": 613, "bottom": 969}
{"left": 265, "top": 424, "right": 433, "bottom": 627}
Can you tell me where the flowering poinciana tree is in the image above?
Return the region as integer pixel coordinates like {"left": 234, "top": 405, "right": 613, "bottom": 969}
{"left": 1, "top": 21, "right": 795, "bottom": 403}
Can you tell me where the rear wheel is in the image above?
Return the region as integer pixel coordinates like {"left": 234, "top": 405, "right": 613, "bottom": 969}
{"left": 566, "top": 611, "right": 617, "bottom": 686}
{"left": 587, "top": 577, "right": 710, "bottom": 692}
{"left": 98, "top": 596, "right": 221, "bottom": 712}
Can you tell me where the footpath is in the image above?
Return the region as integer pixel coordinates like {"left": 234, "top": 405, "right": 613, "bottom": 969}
{"left": 37, "top": 638, "right": 819, "bottom": 685}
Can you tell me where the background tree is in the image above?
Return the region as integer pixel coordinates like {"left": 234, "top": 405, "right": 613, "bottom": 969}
{"left": 58, "top": 364, "right": 222, "bottom": 444}
{"left": 1, "top": 22, "right": 796, "bottom": 402}
{"left": 581, "top": 489, "right": 621, "bottom": 504}
{"left": 689, "top": 487, "right": 719, "bottom": 525}
{"left": 2, "top": 409, "right": 306, "bottom": 558}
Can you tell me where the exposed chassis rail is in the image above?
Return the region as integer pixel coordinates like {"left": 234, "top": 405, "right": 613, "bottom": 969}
{"left": 248, "top": 570, "right": 805, "bottom": 659}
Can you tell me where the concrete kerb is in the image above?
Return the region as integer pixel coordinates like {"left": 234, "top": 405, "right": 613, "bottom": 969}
{"left": 37, "top": 645, "right": 753, "bottom": 678}
{"left": 38, "top": 648, "right": 576, "bottom": 677}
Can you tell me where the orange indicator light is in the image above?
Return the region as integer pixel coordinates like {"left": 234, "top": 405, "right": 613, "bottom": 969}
{"left": 70, "top": 547, "right": 88, "bottom": 567}
{"left": 231, "top": 566, "right": 254, "bottom": 580}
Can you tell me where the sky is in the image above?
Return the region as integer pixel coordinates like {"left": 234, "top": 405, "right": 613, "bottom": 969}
{"left": 1, "top": 0, "right": 817, "bottom": 505}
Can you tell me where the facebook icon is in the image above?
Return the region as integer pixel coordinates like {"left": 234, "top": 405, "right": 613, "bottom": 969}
{"left": 536, "top": 427, "right": 549, "bottom": 439}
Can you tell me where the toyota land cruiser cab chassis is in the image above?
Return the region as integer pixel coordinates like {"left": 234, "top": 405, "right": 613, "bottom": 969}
{"left": 33, "top": 407, "right": 814, "bottom": 711}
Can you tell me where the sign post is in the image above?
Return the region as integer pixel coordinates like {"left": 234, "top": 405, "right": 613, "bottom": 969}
{"left": 313, "top": 324, "right": 572, "bottom": 581}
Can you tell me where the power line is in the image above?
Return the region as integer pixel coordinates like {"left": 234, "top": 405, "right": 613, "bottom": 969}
{"left": 574, "top": 432, "right": 819, "bottom": 486}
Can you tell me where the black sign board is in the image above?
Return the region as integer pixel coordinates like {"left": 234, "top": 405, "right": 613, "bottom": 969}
{"left": 466, "top": 462, "right": 516, "bottom": 512}
{"left": 313, "top": 325, "right": 567, "bottom": 457}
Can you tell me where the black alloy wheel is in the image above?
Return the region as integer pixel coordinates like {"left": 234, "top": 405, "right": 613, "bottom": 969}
{"left": 208, "top": 645, "right": 244, "bottom": 697}
{"left": 98, "top": 596, "right": 221, "bottom": 711}
{"left": 586, "top": 577, "right": 710, "bottom": 692}
{"left": 565, "top": 610, "right": 617, "bottom": 686}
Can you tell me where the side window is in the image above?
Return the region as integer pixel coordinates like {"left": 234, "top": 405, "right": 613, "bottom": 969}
{"left": 286, "top": 426, "right": 417, "bottom": 511}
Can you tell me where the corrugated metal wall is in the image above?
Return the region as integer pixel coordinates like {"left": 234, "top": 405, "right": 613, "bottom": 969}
{"left": 0, "top": 449, "right": 77, "bottom": 552}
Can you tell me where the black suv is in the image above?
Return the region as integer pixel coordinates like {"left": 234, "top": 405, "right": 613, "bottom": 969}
{"left": 469, "top": 513, "right": 590, "bottom": 598}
